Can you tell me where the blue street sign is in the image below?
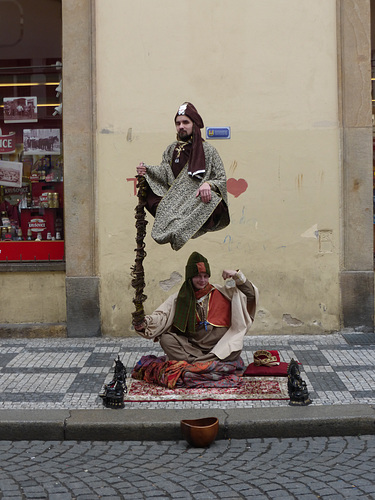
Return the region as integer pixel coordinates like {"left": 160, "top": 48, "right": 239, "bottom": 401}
{"left": 206, "top": 127, "right": 231, "bottom": 139}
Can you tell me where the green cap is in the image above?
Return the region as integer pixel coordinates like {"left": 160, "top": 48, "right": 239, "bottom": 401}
{"left": 185, "top": 252, "right": 210, "bottom": 280}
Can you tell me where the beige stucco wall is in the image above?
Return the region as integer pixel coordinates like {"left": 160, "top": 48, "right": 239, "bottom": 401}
{"left": 0, "top": 272, "right": 66, "bottom": 324}
{"left": 95, "top": 0, "right": 342, "bottom": 335}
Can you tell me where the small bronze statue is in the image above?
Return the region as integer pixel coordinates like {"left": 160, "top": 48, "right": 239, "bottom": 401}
{"left": 99, "top": 356, "right": 127, "bottom": 409}
{"left": 287, "top": 358, "right": 312, "bottom": 406}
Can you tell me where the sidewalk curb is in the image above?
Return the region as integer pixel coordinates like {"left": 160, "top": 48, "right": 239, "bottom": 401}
{"left": 0, "top": 404, "right": 374, "bottom": 442}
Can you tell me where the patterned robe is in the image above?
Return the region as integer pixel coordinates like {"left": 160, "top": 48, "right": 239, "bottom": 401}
{"left": 136, "top": 279, "right": 259, "bottom": 361}
{"left": 144, "top": 141, "right": 230, "bottom": 250}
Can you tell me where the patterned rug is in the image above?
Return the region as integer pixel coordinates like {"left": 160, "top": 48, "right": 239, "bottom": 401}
{"left": 124, "top": 377, "right": 289, "bottom": 402}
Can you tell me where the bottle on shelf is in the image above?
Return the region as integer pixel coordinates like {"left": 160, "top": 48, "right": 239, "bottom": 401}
{"left": 4, "top": 226, "right": 12, "bottom": 241}
{"left": 10, "top": 225, "right": 17, "bottom": 240}
{"left": 47, "top": 193, "right": 53, "bottom": 208}
{"left": 52, "top": 192, "right": 59, "bottom": 208}
{"left": 1, "top": 212, "right": 10, "bottom": 226}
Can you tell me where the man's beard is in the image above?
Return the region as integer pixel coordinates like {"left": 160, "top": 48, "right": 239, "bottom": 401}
{"left": 178, "top": 132, "right": 192, "bottom": 142}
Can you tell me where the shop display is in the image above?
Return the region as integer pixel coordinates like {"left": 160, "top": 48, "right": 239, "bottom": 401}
{"left": 0, "top": 156, "right": 64, "bottom": 260}
{"left": 372, "top": 50, "right": 375, "bottom": 257}
{"left": 0, "top": 59, "right": 64, "bottom": 262}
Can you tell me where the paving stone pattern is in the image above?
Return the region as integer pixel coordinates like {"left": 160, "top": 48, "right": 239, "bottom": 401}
{"left": 1, "top": 435, "right": 375, "bottom": 499}
{"left": 0, "top": 332, "right": 374, "bottom": 410}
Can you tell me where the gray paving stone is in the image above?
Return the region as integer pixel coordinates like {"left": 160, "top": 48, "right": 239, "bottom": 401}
{"left": 6, "top": 435, "right": 375, "bottom": 498}
{"left": 47, "top": 495, "right": 72, "bottom": 500}
{"left": 0, "top": 332, "right": 372, "bottom": 414}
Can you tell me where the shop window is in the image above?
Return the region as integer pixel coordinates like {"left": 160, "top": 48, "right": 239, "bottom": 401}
{"left": 372, "top": 48, "right": 375, "bottom": 260}
{"left": 0, "top": 0, "right": 63, "bottom": 265}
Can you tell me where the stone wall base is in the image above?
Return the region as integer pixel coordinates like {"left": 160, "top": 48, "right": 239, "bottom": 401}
{"left": 66, "top": 276, "right": 101, "bottom": 338}
{"left": 0, "top": 324, "right": 67, "bottom": 338}
{"left": 340, "top": 271, "right": 374, "bottom": 331}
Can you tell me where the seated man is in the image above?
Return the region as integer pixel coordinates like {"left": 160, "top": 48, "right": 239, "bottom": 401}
{"left": 136, "top": 102, "right": 230, "bottom": 251}
{"left": 134, "top": 252, "right": 258, "bottom": 363}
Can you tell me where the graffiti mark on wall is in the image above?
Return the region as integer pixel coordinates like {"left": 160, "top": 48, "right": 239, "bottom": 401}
{"left": 229, "top": 160, "right": 238, "bottom": 174}
{"left": 226, "top": 178, "right": 248, "bottom": 198}
{"left": 127, "top": 177, "right": 137, "bottom": 195}
{"left": 239, "top": 206, "right": 253, "bottom": 226}
{"left": 223, "top": 234, "right": 233, "bottom": 251}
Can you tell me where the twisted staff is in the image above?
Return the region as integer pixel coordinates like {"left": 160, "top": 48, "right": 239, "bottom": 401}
{"left": 131, "top": 174, "right": 148, "bottom": 326}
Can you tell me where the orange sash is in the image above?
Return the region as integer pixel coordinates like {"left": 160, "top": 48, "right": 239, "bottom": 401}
{"left": 196, "top": 289, "right": 231, "bottom": 328}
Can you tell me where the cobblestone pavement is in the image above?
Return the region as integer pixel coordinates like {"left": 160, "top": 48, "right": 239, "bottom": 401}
{"left": 1, "top": 435, "right": 375, "bottom": 499}
{"left": 0, "top": 332, "right": 374, "bottom": 410}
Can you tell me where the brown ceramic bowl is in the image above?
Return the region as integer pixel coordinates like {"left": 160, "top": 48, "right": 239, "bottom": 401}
{"left": 180, "top": 417, "right": 219, "bottom": 447}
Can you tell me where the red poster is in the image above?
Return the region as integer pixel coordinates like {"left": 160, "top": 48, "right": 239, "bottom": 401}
{"left": 0, "top": 130, "right": 16, "bottom": 153}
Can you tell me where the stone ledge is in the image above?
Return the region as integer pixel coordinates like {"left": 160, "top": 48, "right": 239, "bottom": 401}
{"left": 0, "top": 405, "right": 374, "bottom": 441}
{"left": 0, "top": 323, "right": 67, "bottom": 338}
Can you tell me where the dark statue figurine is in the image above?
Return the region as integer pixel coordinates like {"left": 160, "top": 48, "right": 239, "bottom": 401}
{"left": 287, "top": 358, "right": 312, "bottom": 406}
{"left": 99, "top": 356, "right": 127, "bottom": 409}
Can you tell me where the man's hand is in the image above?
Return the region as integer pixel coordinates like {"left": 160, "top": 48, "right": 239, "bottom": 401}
{"left": 134, "top": 322, "right": 146, "bottom": 332}
{"left": 196, "top": 182, "right": 211, "bottom": 203}
{"left": 136, "top": 162, "right": 146, "bottom": 176}
{"left": 222, "top": 270, "right": 237, "bottom": 280}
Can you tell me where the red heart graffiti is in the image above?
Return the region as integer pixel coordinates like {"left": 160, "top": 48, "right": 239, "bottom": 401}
{"left": 226, "top": 178, "right": 248, "bottom": 198}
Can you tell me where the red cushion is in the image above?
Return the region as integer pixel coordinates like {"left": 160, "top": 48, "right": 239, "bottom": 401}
{"left": 253, "top": 349, "right": 280, "bottom": 366}
{"left": 243, "top": 362, "right": 290, "bottom": 377}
